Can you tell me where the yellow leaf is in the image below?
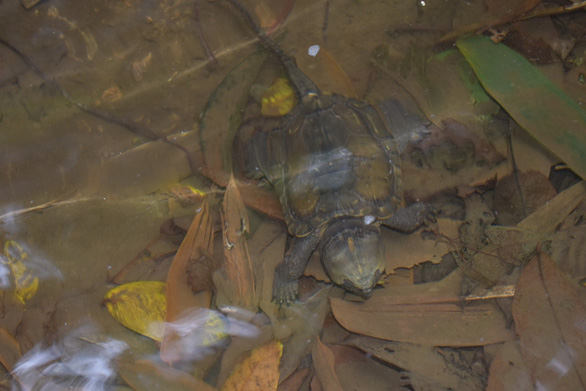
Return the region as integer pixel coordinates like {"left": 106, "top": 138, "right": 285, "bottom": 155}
{"left": 2, "top": 241, "right": 39, "bottom": 304}
{"left": 261, "top": 78, "right": 295, "bottom": 117}
{"left": 222, "top": 340, "right": 283, "bottom": 391}
{"left": 103, "top": 281, "right": 167, "bottom": 341}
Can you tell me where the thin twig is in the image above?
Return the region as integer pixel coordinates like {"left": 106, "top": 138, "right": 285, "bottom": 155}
{"left": 0, "top": 37, "right": 198, "bottom": 174}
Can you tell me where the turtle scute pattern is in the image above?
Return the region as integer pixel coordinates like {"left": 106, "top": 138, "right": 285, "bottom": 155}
{"left": 263, "top": 93, "right": 405, "bottom": 238}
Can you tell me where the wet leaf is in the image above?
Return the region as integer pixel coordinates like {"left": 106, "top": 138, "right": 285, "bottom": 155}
{"left": 329, "top": 344, "right": 405, "bottom": 390}
{"left": 486, "top": 342, "right": 532, "bottom": 391}
{"left": 254, "top": 0, "right": 295, "bottom": 32}
{"left": 248, "top": 220, "right": 285, "bottom": 318}
{"left": 494, "top": 170, "right": 557, "bottom": 225}
{"left": 512, "top": 250, "right": 586, "bottom": 389}
{"left": 296, "top": 46, "right": 357, "bottom": 98}
{"left": 261, "top": 78, "right": 296, "bottom": 117}
{"left": 457, "top": 35, "right": 586, "bottom": 179}
{"left": 311, "top": 338, "right": 343, "bottom": 391}
{"left": 118, "top": 358, "right": 217, "bottom": 391}
{"left": 103, "top": 281, "right": 166, "bottom": 342}
{"left": 0, "top": 327, "right": 21, "bottom": 372}
{"left": 517, "top": 181, "right": 586, "bottom": 234}
{"left": 2, "top": 240, "right": 39, "bottom": 305}
{"left": 348, "top": 335, "right": 485, "bottom": 390}
{"left": 202, "top": 170, "right": 283, "bottom": 221}
{"left": 277, "top": 368, "right": 311, "bottom": 391}
{"left": 221, "top": 340, "right": 283, "bottom": 391}
{"left": 161, "top": 196, "right": 214, "bottom": 362}
{"left": 278, "top": 287, "right": 331, "bottom": 381}
{"left": 199, "top": 50, "right": 267, "bottom": 174}
{"left": 215, "top": 175, "right": 256, "bottom": 311}
{"left": 331, "top": 271, "right": 515, "bottom": 346}
{"left": 485, "top": 0, "right": 542, "bottom": 25}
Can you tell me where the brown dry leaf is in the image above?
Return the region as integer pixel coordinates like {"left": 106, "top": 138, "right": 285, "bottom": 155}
{"left": 118, "top": 358, "right": 217, "bottom": 391}
{"left": 215, "top": 175, "right": 256, "bottom": 311}
{"left": 0, "top": 327, "right": 21, "bottom": 372}
{"left": 221, "top": 340, "right": 283, "bottom": 391}
{"left": 512, "top": 250, "right": 586, "bottom": 389}
{"left": 311, "top": 338, "right": 343, "bottom": 391}
{"left": 348, "top": 335, "right": 485, "bottom": 390}
{"left": 331, "top": 271, "right": 515, "bottom": 346}
{"left": 486, "top": 342, "right": 532, "bottom": 391}
{"left": 161, "top": 196, "right": 214, "bottom": 363}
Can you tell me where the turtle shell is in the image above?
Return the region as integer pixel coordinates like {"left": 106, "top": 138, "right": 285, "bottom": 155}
{"left": 256, "top": 93, "right": 405, "bottom": 237}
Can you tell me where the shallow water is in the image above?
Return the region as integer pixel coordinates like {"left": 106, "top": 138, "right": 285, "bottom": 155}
{"left": 1, "top": 0, "right": 585, "bottom": 390}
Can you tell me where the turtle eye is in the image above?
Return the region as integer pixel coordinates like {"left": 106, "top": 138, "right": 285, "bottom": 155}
{"left": 342, "top": 279, "right": 353, "bottom": 289}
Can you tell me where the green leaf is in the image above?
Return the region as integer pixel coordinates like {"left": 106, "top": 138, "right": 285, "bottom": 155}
{"left": 457, "top": 35, "right": 586, "bottom": 179}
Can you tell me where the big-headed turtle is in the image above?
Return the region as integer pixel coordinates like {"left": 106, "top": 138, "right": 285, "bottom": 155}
{"left": 226, "top": 0, "right": 433, "bottom": 304}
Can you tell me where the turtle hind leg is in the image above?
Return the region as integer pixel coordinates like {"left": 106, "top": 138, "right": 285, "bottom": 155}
{"left": 273, "top": 229, "right": 323, "bottom": 305}
{"left": 382, "top": 202, "right": 436, "bottom": 233}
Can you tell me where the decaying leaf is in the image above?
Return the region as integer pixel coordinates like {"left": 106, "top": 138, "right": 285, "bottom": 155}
{"left": 331, "top": 271, "right": 515, "bottom": 346}
{"left": 0, "top": 327, "right": 21, "bottom": 372}
{"left": 162, "top": 196, "right": 214, "bottom": 362}
{"left": 295, "top": 46, "right": 357, "bottom": 98}
{"left": 517, "top": 181, "right": 586, "bottom": 235}
{"left": 512, "top": 249, "right": 586, "bottom": 389}
{"left": 1, "top": 240, "right": 39, "bottom": 305}
{"left": 199, "top": 50, "right": 267, "bottom": 174}
{"left": 494, "top": 170, "right": 557, "bottom": 226}
{"left": 215, "top": 175, "right": 256, "bottom": 311}
{"left": 103, "top": 281, "right": 166, "bottom": 342}
{"left": 348, "top": 335, "right": 485, "bottom": 390}
{"left": 311, "top": 338, "right": 343, "bottom": 391}
{"left": 278, "top": 287, "right": 331, "bottom": 381}
{"left": 329, "top": 344, "right": 406, "bottom": 390}
{"left": 486, "top": 341, "right": 532, "bottom": 391}
{"left": 221, "top": 340, "right": 283, "bottom": 391}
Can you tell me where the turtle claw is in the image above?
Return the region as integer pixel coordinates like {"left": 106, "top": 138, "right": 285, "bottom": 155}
{"left": 273, "top": 279, "right": 299, "bottom": 306}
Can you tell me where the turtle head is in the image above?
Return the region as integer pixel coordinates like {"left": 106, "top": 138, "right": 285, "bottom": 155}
{"left": 321, "top": 220, "right": 385, "bottom": 298}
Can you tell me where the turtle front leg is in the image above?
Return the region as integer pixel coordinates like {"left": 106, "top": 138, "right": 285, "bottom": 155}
{"left": 273, "top": 229, "right": 323, "bottom": 305}
{"left": 382, "top": 202, "right": 436, "bottom": 233}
